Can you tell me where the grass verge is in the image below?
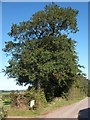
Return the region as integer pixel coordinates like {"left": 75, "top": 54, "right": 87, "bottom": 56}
{"left": 5, "top": 96, "right": 86, "bottom": 117}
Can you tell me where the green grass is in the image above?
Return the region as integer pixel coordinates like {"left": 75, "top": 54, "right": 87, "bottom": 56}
{"left": 7, "top": 108, "right": 40, "bottom": 117}
{"left": 3, "top": 98, "right": 11, "bottom": 106}
{"left": 39, "top": 96, "right": 86, "bottom": 115}
{"left": 4, "top": 96, "right": 86, "bottom": 117}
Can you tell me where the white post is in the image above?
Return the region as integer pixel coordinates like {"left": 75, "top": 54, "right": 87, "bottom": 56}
{"left": 29, "top": 100, "right": 35, "bottom": 109}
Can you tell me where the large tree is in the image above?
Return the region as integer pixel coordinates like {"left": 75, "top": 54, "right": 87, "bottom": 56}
{"left": 3, "top": 3, "right": 85, "bottom": 100}
{"left": 8, "top": 3, "right": 79, "bottom": 40}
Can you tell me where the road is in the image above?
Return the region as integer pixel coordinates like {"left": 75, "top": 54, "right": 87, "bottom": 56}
{"left": 39, "top": 97, "right": 89, "bottom": 118}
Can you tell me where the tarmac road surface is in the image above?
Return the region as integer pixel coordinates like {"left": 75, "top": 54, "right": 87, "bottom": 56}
{"left": 39, "top": 97, "right": 89, "bottom": 118}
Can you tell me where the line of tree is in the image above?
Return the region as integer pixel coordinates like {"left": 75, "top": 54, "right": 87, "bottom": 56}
{"left": 3, "top": 3, "right": 88, "bottom": 102}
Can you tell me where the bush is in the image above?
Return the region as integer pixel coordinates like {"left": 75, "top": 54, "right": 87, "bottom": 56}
{"left": 25, "top": 88, "right": 47, "bottom": 109}
{"left": 10, "top": 92, "right": 28, "bottom": 109}
{"left": 68, "top": 77, "right": 88, "bottom": 99}
{"left": 61, "top": 92, "right": 69, "bottom": 100}
{"left": 10, "top": 89, "right": 47, "bottom": 110}
{"left": 10, "top": 92, "right": 19, "bottom": 107}
{"left": 0, "top": 96, "right": 7, "bottom": 120}
{"left": 0, "top": 107, "right": 7, "bottom": 120}
{"left": 35, "top": 89, "right": 47, "bottom": 108}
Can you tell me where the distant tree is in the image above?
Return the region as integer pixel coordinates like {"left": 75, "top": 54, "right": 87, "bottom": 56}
{"left": 3, "top": 3, "right": 85, "bottom": 101}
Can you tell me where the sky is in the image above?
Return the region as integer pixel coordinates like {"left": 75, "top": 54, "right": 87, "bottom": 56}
{"left": 0, "top": 2, "right": 88, "bottom": 90}
{"left": 1, "top": 0, "right": 89, "bottom": 2}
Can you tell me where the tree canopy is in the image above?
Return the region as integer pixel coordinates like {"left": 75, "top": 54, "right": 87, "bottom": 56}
{"left": 3, "top": 3, "right": 87, "bottom": 101}
{"left": 8, "top": 3, "right": 79, "bottom": 40}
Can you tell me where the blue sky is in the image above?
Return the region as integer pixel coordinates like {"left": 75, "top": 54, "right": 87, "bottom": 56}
{"left": 0, "top": 2, "right": 88, "bottom": 90}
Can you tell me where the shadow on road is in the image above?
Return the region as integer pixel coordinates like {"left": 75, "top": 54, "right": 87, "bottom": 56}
{"left": 78, "top": 108, "right": 90, "bottom": 120}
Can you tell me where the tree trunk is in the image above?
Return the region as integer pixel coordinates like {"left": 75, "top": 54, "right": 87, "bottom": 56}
{"left": 34, "top": 78, "right": 40, "bottom": 91}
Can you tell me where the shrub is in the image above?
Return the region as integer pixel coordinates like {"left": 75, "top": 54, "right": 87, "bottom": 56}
{"left": 61, "top": 92, "right": 69, "bottom": 100}
{"left": 10, "top": 92, "right": 19, "bottom": 107}
{"left": 25, "top": 88, "right": 47, "bottom": 109}
{"left": 10, "top": 89, "right": 47, "bottom": 110}
{"left": 0, "top": 96, "right": 7, "bottom": 120}
{"left": 0, "top": 107, "right": 7, "bottom": 120}
{"left": 10, "top": 92, "right": 28, "bottom": 109}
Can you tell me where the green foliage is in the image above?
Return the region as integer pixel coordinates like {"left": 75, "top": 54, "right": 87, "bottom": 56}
{"left": 0, "top": 107, "right": 7, "bottom": 120}
{"left": 3, "top": 35, "right": 82, "bottom": 99}
{"left": 9, "top": 89, "right": 47, "bottom": 109}
{"left": 2, "top": 94, "right": 11, "bottom": 106}
{"left": 25, "top": 88, "right": 47, "bottom": 109}
{"left": 61, "top": 92, "right": 69, "bottom": 100}
{"left": 35, "top": 89, "right": 47, "bottom": 108}
{"left": 3, "top": 3, "right": 87, "bottom": 103}
{"left": 88, "top": 80, "right": 90, "bottom": 97}
{"left": 6, "top": 3, "right": 78, "bottom": 40}
{"left": 68, "top": 75, "right": 88, "bottom": 99}
{"left": 0, "top": 94, "right": 7, "bottom": 120}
